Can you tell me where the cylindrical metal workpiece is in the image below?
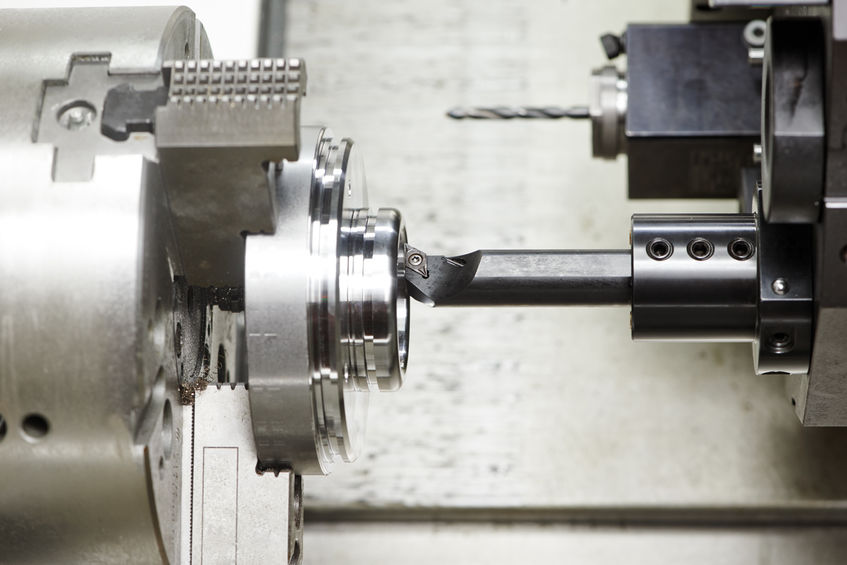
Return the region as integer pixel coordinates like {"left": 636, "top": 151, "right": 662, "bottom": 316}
{"left": 340, "top": 207, "right": 409, "bottom": 392}
{"left": 631, "top": 214, "right": 758, "bottom": 341}
{"left": 247, "top": 128, "right": 411, "bottom": 474}
{"left": 408, "top": 250, "right": 632, "bottom": 307}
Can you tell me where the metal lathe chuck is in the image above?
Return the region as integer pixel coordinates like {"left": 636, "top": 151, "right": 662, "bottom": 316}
{"left": 0, "top": 7, "right": 410, "bottom": 563}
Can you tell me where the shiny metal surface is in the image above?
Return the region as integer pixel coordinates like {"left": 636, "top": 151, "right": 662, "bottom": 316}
{"left": 406, "top": 250, "right": 631, "bottom": 307}
{"left": 156, "top": 57, "right": 306, "bottom": 287}
{"left": 340, "top": 207, "right": 409, "bottom": 392}
{"left": 631, "top": 214, "right": 758, "bottom": 341}
{"left": 760, "top": 18, "right": 826, "bottom": 223}
{"left": 0, "top": 7, "right": 205, "bottom": 563}
{"left": 187, "top": 385, "right": 302, "bottom": 565}
{"left": 246, "top": 127, "right": 409, "bottom": 473}
{"left": 245, "top": 127, "right": 328, "bottom": 475}
{"left": 590, "top": 65, "right": 627, "bottom": 159}
{"left": 35, "top": 57, "right": 162, "bottom": 182}
{"left": 1, "top": 10, "right": 408, "bottom": 560}
{"left": 754, "top": 218, "right": 813, "bottom": 375}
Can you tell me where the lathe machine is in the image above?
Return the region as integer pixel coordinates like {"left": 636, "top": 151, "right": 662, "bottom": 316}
{"left": 1, "top": 2, "right": 846, "bottom": 563}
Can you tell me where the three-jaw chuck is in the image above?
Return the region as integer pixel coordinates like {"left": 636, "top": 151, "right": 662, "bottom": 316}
{"left": 0, "top": 8, "right": 413, "bottom": 562}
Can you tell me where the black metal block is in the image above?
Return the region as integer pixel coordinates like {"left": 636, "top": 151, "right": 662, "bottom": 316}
{"left": 625, "top": 23, "right": 762, "bottom": 198}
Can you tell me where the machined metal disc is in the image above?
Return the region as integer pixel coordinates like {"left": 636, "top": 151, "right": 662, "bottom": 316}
{"left": 309, "top": 131, "right": 369, "bottom": 463}
{"left": 246, "top": 127, "right": 409, "bottom": 474}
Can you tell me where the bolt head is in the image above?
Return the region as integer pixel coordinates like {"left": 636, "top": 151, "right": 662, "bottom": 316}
{"left": 753, "top": 143, "right": 763, "bottom": 164}
{"left": 772, "top": 278, "right": 790, "bottom": 295}
{"left": 408, "top": 253, "right": 423, "bottom": 266}
{"left": 57, "top": 101, "right": 95, "bottom": 131}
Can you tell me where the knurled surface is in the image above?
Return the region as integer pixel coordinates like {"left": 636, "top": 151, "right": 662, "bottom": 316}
{"left": 164, "top": 58, "right": 305, "bottom": 105}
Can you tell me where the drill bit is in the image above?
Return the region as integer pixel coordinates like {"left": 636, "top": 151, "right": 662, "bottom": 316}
{"left": 446, "top": 105, "right": 590, "bottom": 120}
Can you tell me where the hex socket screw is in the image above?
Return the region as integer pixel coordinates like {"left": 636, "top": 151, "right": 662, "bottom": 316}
{"left": 728, "top": 238, "right": 755, "bottom": 261}
{"left": 687, "top": 238, "right": 714, "bottom": 261}
{"left": 646, "top": 238, "right": 673, "bottom": 261}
